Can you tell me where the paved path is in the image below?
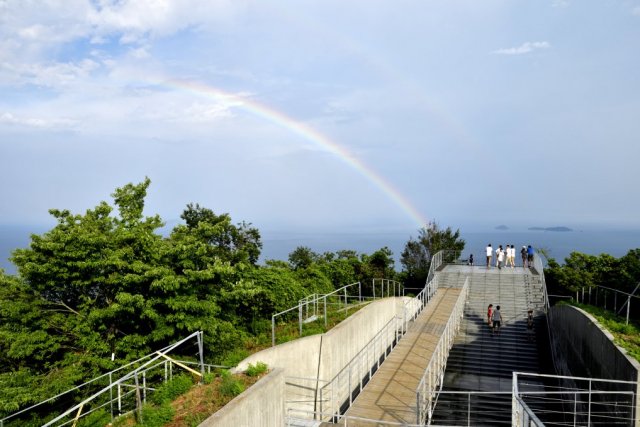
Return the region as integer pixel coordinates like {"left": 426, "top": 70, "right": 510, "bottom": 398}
{"left": 343, "top": 286, "right": 463, "bottom": 425}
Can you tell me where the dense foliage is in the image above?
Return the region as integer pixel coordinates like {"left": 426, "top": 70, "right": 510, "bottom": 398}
{"left": 0, "top": 179, "right": 408, "bottom": 419}
{"left": 399, "top": 221, "right": 465, "bottom": 289}
{"left": 545, "top": 250, "right": 640, "bottom": 319}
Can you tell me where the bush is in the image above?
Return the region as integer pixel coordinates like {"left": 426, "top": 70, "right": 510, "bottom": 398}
{"left": 76, "top": 409, "right": 111, "bottom": 427}
{"left": 245, "top": 362, "right": 268, "bottom": 377}
{"left": 150, "top": 373, "right": 194, "bottom": 405}
{"left": 139, "top": 403, "right": 175, "bottom": 427}
{"left": 218, "top": 370, "right": 244, "bottom": 397}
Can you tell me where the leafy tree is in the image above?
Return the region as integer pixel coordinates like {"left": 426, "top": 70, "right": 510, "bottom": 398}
{"left": 177, "top": 203, "right": 262, "bottom": 265}
{"left": 288, "top": 246, "right": 319, "bottom": 270}
{"left": 400, "top": 221, "right": 465, "bottom": 288}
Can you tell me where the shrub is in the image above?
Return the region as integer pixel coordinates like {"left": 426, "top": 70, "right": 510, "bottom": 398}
{"left": 150, "top": 373, "right": 194, "bottom": 405}
{"left": 245, "top": 362, "right": 268, "bottom": 377}
{"left": 218, "top": 370, "right": 244, "bottom": 397}
{"left": 139, "top": 403, "right": 175, "bottom": 427}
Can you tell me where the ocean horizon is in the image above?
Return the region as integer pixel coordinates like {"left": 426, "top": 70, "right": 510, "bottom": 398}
{"left": 2, "top": 224, "right": 639, "bottom": 276}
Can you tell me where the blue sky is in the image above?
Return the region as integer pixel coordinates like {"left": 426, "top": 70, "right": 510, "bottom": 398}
{"left": 1, "top": 0, "right": 640, "bottom": 235}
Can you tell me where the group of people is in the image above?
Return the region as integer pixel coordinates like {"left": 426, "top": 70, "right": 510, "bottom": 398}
{"left": 486, "top": 304, "right": 535, "bottom": 340}
{"left": 482, "top": 244, "right": 534, "bottom": 269}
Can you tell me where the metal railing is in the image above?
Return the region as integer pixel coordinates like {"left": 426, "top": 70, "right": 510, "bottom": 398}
{"left": 271, "top": 279, "right": 404, "bottom": 346}
{"left": 512, "top": 372, "right": 639, "bottom": 427}
{"left": 285, "top": 314, "right": 406, "bottom": 421}
{"left": 1, "top": 332, "right": 214, "bottom": 427}
{"left": 415, "top": 277, "right": 469, "bottom": 425}
{"left": 426, "top": 250, "right": 462, "bottom": 286}
{"left": 574, "top": 282, "right": 640, "bottom": 325}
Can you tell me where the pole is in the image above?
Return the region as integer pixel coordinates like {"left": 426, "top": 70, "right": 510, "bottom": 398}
{"left": 324, "top": 295, "right": 327, "bottom": 328}
{"left": 627, "top": 296, "right": 631, "bottom": 325}
{"left": 198, "top": 331, "right": 205, "bottom": 381}
{"left": 299, "top": 303, "right": 303, "bottom": 336}
{"left": 272, "top": 315, "right": 276, "bottom": 347}
{"left": 109, "top": 372, "right": 114, "bottom": 420}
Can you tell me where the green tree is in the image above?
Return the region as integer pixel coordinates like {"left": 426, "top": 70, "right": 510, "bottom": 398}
{"left": 288, "top": 246, "right": 319, "bottom": 270}
{"left": 400, "top": 221, "right": 465, "bottom": 288}
{"left": 177, "top": 203, "right": 262, "bottom": 265}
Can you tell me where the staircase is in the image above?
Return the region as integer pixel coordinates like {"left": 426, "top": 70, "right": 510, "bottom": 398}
{"left": 430, "top": 265, "right": 550, "bottom": 426}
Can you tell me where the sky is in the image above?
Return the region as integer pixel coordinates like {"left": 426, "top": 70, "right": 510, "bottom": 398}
{"left": 1, "top": 0, "right": 640, "bottom": 238}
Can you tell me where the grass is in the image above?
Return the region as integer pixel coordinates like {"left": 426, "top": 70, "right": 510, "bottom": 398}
{"left": 561, "top": 301, "right": 640, "bottom": 362}
{"left": 107, "top": 298, "right": 371, "bottom": 426}
{"left": 163, "top": 371, "right": 266, "bottom": 427}
{"left": 109, "top": 370, "right": 266, "bottom": 427}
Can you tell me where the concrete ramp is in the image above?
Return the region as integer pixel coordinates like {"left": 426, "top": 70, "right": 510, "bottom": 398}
{"left": 343, "top": 287, "right": 463, "bottom": 425}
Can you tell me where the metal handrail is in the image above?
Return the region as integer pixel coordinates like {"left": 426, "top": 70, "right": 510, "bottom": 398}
{"left": 512, "top": 372, "right": 639, "bottom": 426}
{"left": 39, "top": 331, "right": 205, "bottom": 427}
{"left": 415, "top": 277, "right": 469, "bottom": 424}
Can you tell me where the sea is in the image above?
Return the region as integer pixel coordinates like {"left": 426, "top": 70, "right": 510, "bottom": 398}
{"left": 1, "top": 224, "right": 639, "bottom": 275}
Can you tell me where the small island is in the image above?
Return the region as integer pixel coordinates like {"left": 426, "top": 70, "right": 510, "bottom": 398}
{"left": 528, "top": 226, "right": 573, "bottom": 232}
{"left": 495, "top": 225, "right": 509, "bottom": 230}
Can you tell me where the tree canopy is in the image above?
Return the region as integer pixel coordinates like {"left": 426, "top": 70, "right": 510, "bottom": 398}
{"left": 0, "top": 178, "right": 402, "bottom": 420}
{"left": 400, "top": 221, "right": 465, "bottom": 289}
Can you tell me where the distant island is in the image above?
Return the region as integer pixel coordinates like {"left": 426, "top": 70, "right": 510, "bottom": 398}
{"left": 495, "top": 225, "right": 509, "bottom": 230}
{"left": 528, "top": 226, "right": 573, "bottom": 232}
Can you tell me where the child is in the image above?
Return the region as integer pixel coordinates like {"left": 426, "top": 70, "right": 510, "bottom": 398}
{"left": 487, "top": 304, "right": 493, "bottom": 327}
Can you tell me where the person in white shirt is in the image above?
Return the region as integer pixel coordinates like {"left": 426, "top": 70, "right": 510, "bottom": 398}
{"left": 492, "top": 305, "right": 503, "bottom": 335}
{"left": 496, "top": 245, "right": 504, "bottom": 269}
{"left": 485, "top": 244, "right": 492, "bottom": 268}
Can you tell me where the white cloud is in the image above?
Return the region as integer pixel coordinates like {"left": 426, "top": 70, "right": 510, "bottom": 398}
{"left": 0, "top": 112, "right": 77, "bottom": 129}
{"left": 492, "top": 41, "right": 551, "bottom": 55}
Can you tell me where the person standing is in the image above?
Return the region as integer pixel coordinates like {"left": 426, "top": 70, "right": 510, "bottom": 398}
{"left": 492, "top": 305, "right": 503, "bottom": 335}
{"left": 496, "top": 245, "right": 504, "bottom": 269}
{"left": 526, "top": 309, "right": 534, "bottom": 341}
{"left": 487, "top": 304, "right": 494, "bottom": 327}
{"left": 468, "top": 253, "right": 474, "bottom": 266}
{"left": 511, "top": 245, "right": 516, "bottom": 267}
{"left": 521, "top": 246, "right": 527, "bottom": 267}
{"left": 527, "top": 245, "right": 534, "bottom": 267}
{"left": 486, "top": 244, "right": 492, "bottom": 268}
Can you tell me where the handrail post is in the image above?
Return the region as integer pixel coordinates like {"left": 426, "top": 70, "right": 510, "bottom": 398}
{"left": 198, "top": 331, "right": 205, "bottom": 381}
{"left": 272, "top": 315, "right": 276, "bottom": 347}
{"left": 324, "top": 295, "right": 327, "bottom": 328}
{"left": 299, "top": 303, "right": 303, "bottom": 336}
{"left": 626, "top": 296, "right": 631, "bottom": 325}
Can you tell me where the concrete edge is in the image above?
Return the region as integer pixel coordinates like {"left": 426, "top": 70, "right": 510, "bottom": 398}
{"left": 562, "top": 304, "right": 640, "bottom": 371}
{"left": 199, "top": 367, "right": 285, "bottom": 426}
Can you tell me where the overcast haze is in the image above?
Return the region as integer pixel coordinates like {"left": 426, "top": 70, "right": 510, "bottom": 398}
{"left": 1, "top": 0, "right": 640, "bottom": 235}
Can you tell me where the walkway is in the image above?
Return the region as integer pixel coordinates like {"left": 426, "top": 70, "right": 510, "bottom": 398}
{"left": 430, "top": 264, "right": 549, "bottom": 425}
{"left": 343, "top": 286, "right": 463, "bottom": 425}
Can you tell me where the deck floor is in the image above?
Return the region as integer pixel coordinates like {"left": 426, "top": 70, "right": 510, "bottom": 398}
{"left": 343, "top": 287, "right": 463, "bottom": 425}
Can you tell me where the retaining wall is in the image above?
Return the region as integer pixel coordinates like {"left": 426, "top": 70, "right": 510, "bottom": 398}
{"left": 234, "top": 297, "right": 410, "bottom": 380}
{"left": 199, "top": 368, "right": 285, "bottom": 426}
{"left": 549, "top": 304, "right": 640, "bottom": 426}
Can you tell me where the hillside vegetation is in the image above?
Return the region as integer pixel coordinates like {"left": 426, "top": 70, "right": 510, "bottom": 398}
{"left": 0, "top": 178, "right": 464, "bottom": 424}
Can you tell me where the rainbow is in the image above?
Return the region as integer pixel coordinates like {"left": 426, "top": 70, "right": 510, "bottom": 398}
{"left": 160, "top": 79, "right": 427, "bottom": 227}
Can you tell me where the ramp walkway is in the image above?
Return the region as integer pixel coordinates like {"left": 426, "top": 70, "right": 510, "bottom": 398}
{"left": 430, "top": 264, "right": 549, "bottom": 426}
{"left": 342, "top": 286, "right": 464, "bottom": 424}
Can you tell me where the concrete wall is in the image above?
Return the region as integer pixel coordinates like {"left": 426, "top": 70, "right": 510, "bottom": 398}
{"left": 199, "top": 368, "right": 285, "bottom": 427}
{"left": 550, "top": 305, "right": 640, "bottom": 381}
{"left": 549, "top": 305, "right": 640, "bottom": 426}
{"left": 235, "top": 297, "right": 409, "bottom": 380}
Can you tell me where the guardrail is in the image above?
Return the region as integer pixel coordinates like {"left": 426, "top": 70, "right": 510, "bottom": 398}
{"left": 271, "top": 279, "right": 404, "bottom": 347}
{"left": 426, "top": 250, "right": 461, "bottom": 286}
{"left": 574, "top": 282, "right": 640, "bottom": 325}
{"left": 286, "top": 314, "right": 406, "bottom": 421}
{"left": 512, "top": 372, "right": 639, "bottom": 427}
{"left": 0, "top": 332, "right": 217, "bottom": 427}
{"left": 415, "top": 277, "right": 469, "bottom": 425}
